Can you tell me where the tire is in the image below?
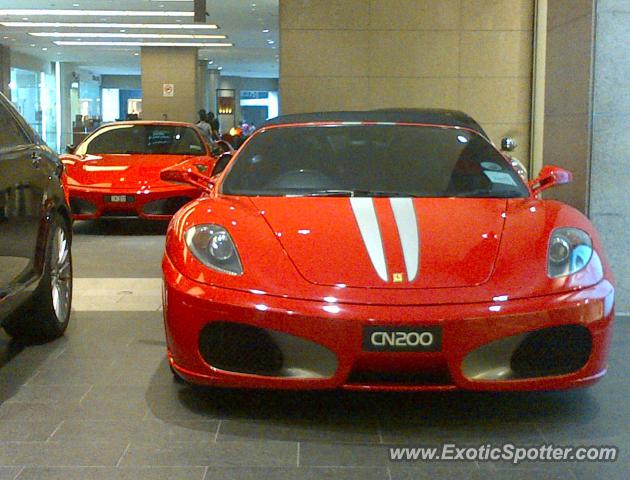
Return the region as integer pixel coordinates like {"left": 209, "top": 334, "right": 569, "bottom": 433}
{"left": 3, "top": 213, "right": 73, "bottom": 343}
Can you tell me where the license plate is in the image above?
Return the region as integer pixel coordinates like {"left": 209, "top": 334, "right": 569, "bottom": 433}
{"left": 363, "top": 326, "right": 442, "bottom": 352}
{"left": 105, "top": 195, "right": 134, "bottom": 203}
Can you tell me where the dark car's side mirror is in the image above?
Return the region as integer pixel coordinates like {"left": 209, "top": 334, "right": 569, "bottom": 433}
{"left": 65, "top": 144, "right": 75, "bottom": 154}
{"left": 529, "top": 165, "right": 572, "bottom": 196}
{"left": 211, "top": 152, "right": 232, "bottom": 177}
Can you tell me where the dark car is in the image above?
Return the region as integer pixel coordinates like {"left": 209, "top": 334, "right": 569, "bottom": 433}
{"left": 0, "top": 92, "right": 73, "bottom": 342}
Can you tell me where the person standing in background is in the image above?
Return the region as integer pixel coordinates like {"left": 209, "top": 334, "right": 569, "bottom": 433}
{"left": 196, "top": 110, "right": 212, "bottom": 141}
{"left": 207, "top": 111, "right": 220, "bottom": 141}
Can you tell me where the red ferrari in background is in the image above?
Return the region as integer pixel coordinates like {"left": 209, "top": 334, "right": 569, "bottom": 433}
{"left": 61, "top": 121, "right": 218, "bottom": 220}
{"left": 161, "top": 109, "right": 615, "bottom": 392}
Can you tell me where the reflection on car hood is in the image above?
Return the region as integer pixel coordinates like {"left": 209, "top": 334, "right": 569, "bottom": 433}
{"left": 250, "top": 197, "right": 508, "bottom": 289}
{"left": 65, "top": 153, "right": 198, "bottom": 189}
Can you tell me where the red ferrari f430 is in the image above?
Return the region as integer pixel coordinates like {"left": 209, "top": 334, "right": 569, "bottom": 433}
{"left": 61, "top": 121, "right": 220, "bottom": 220}
{"left": 161, "top": 110, "right": 615, "bottom": 392}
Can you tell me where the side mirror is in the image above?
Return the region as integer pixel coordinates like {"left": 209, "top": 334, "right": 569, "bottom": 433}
{"left": 501, "top": 137, "right": 518, "bottom": 152}
{"left": 65, "top": 144, "right": 75, "bottom": 154}
{"left": 160, "top": 161, "right": 214, "bottom": 193}
{"left": 211, "top": 152, "right": 232, "bottom": 177}
{"left": 529, "top": 165, "right": 572, "bottom": 195}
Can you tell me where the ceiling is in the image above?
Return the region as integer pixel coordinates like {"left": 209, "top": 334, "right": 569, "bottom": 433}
{"left": 0, "top": 0, "right": 279, "bottom": 77}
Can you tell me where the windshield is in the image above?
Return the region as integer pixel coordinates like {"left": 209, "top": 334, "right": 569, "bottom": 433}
{"left": 221, "top": 124, "right": 529, "bottom": 198}
{"left": 77, "top": 124, "right": 206, "bottom": 156}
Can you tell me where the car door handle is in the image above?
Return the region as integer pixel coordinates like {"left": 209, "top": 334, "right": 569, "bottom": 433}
{"left": 31, "top": 152, "right": 42, "bottom": 168}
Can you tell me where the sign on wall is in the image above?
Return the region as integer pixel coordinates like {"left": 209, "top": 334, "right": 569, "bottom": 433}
{"left": 162, "top": 84, "right": 175, "bottom": 97}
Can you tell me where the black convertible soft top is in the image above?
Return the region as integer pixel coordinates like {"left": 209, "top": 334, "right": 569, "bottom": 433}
{"left": 261, "top": 109, "right": 488, "bottom": 138}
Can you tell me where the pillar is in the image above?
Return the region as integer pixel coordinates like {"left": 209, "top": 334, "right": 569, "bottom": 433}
{"left": 207, "top": 68, "right": 220, "bottom": 117}
{"left": 58, "top": 62, "right": 79, "bottom": 151}
{"left": 542, "top": 0, "right": 596, "bottom": 212}
{"left": 197, "top": 60, "right": 209, "bottom": 113}
{"left": 590, "top": 0, "right": 630, "bottom": 312}
{"left": 0, "top": 45, "right": 10, "bottom": 99}
{"left": 141, "top": 47, "right": 199, "bottom": 123}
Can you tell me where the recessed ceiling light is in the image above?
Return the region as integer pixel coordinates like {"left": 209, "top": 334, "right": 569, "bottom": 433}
{"left": 53, "top": 41, "right": 234, "bottom": 47}
{"left": 208, "top": 60, "right": 213, "bottom": 64}
{"left": 0, "top": 9, "right": 194, "bottom": 17}
{"left": 41, "top": 47, "right": 47, "bottom": 51}
{"left": 30, "top": 32, "right": 227, "bottom": 39}
{"left": 1, "top": 22, "right": 219, "bottom": 29}
{"left": 217, "top": 66, "right": 222, "bottom": 70}
{"left": 266, "top": 39, "right": 275, "bottom": 45}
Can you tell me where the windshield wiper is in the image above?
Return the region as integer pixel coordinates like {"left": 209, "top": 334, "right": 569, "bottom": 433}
{"left": 305, "top": 189, "right": 417, "bottom": 197}
{"left": 451, "top": 189, "right": 524, "bottom": 198}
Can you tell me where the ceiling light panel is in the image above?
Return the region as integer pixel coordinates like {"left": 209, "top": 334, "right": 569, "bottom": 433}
{"left": 54, "top": 41, "right": 233, "bottom": 47}
{"left": 0, "top": 10, "right": 194, "bottom": 17}
{"left": 1, "top": 22, "right": 218, "bottom": 29}
{"left": 30, "top": 33, "right": 227, "bottom": 39}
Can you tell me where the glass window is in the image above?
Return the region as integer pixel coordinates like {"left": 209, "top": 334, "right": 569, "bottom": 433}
{"left": 76, "top": 124, "right": 206, "bottom": 156}
{"left": 10, "top": 68, "right": 41, "bottom": 137}
{"left": 222, "top": 124, "right": 529, "bottom": 198}
{"left": 0, "top": 99, "right": 29, "bottom": 150}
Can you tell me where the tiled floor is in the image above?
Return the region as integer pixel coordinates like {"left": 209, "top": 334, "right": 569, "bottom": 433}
{"left": 0, "top": 220, "right": 627, "bottom": 479}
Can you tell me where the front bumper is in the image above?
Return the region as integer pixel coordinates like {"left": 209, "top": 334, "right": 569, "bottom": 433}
{"left": 163, "top": 254, "right": 615, "bottom": 391}
{"left": 68, "top": 185, "right": 200, "bottom": 220}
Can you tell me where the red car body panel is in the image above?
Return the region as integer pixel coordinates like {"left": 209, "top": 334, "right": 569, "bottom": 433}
{"left": 162, "top": 117, "right": 615, "bottom": 391}
{"left": 62, "top": 121, "right": 216, "bottom": 220}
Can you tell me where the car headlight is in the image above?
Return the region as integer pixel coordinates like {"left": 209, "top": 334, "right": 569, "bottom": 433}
{"left": 547, "top": 227, "right": 593, "bottom": 278}
{"left": 185, "top": 224, "right": 243, "bottom": 275}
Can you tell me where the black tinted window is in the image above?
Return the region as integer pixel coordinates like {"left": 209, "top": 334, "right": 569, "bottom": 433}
{"left": 222, "top": 125, "right": 529, "bottom": 198}
{"left": 0, "top": 99, "right": 30, "bottom": 150}
{"left": 77, "top": 124, "right": 206, "bottom": 156}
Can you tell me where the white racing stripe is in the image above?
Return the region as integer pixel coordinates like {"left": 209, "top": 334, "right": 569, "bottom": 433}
{"left": 390, "top": 198, "right": 420, "bottom": 281}
{"left": 71, "top": 278, "right": 163, "bottom": 311}
{"left": 350, "top": 198, "right": 388, "bottom": 282}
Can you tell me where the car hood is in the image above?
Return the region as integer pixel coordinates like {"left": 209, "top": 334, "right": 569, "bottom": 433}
{"left": 65, "top": 153, "right": 201, "bottom": 189}
{"left": 250, "top": 197, "right": 508, "bottom": 289}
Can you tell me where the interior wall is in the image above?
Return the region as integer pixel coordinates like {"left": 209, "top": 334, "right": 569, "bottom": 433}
{"left": 542, "top": 0, "right": 595, "bottom": 211}
{"left": 101, "top": 75, "right": 142, "bottom": 91}
{"left": 591, "top": 0, "right": 630, "bottom": 313}
{"left": 279, "top": 0, "right": 534, "bottom": 161}
{"left": 141, "top": 47, "right": 198, "bottom": 123}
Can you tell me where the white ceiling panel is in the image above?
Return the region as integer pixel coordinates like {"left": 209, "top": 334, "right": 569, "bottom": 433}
{"left": 0, "top": 0, "right": 279, "bottom": 77}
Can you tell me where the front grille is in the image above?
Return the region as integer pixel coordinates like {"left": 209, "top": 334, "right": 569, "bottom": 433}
{"left": 101, "top": 210, "right": 136, "bottom": 217}
{"left": 69, "top": 197, "right": 97, "bottom": 215}
{"left": 346, "top": 370, "right": 454, "bottom": 386}
{"left": 142, "top": 196, "right": 193, "bottom": 216}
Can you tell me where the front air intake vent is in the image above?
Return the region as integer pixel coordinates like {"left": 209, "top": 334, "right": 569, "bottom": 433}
{"left": 510, "top": 325, "right": 592, "bottom": 378}
{"left": 198, "top": 322, "right": 284, "bottom": 376}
